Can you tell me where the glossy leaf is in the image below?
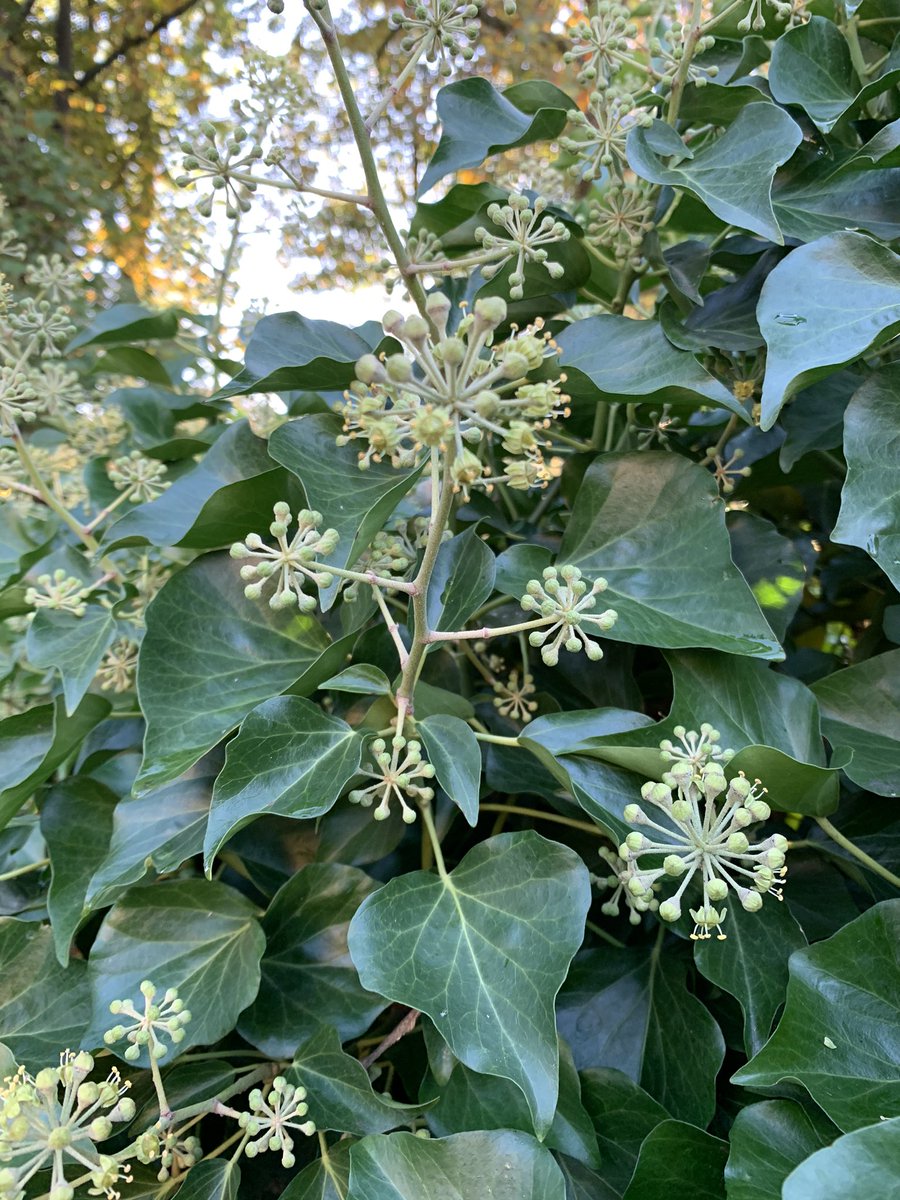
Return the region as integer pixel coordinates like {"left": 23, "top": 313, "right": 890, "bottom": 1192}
{"left": 85, "top": 879, "right": 265, "bottom": 1062}
{"left": 204, "top": 696, "right": 363, "bottom": 866}
{"left": 420, "top": 78, "right": 572, "bottom": 195}
{"left": 348, "top": 831, "right": 591, "bottom": 1137}
{"left": 41, "top": 778, "right": 117, "bottom": 965}
{"left": 783, "top": 1117, "right": 900, "bottom": 1199}
{"left": 68, "top": 302, "right": 179, "bottom": 350}
{"left": 288, "top": 1025, "right": 420, "bottom": 1135}
{"left": 832, "top": 367, "right": 900, "bottom": 590}
{"left": 0, "top": 920, "right": 90, "bottom": 1069}
{"left": 282, "top": 1141, "right": 352, "bottom": 1200}
{"left": 622, "top": 1121, "right": 728, "bottom": 1200}
{"left": 758, "top": 232, "right": 900, "bottom": 429}
{"left": 238, "top": 863, "right": 386, "bottom": 1057}
{"left": 733, "top": 900, "right": 900, "bottom": 1130}
{"left": 727, "top": 512, "right": 806, "bottom": 640}
{"left": 135, "top": 553, "right": 333, "bottom": 793}
{"left": 557, "top": 315, "right": 747, "bottom": 416}
{"left": 418, "top": 715, "right": 481, "bottom": 826}
{"left": 321, "top": 665, "right": 392, "bottom": 695}
{"left": 811, "top": 650, "right": 900, "bottom": 796}
{"left": 578, "top": 1068, "right": 670, "bottom": 1195}
{"left": 627, "top": 104, "right": 802, "bottom": 242}
{"left": 426, "top": 527, "right": 496, "bottom": 633}
{"left": 269, "top": 414, "right": 424, "bottom": 609}
{"left": 557, "top": 948, "right": 725, "bottom": 1127}
{"left": 725, "top": 1099, "right": 838, "bottom": 1200}
{"left": 552, "top": 454, "right": 781, "bottom": 659}
{"left": 173, "top": 1159, "right": 240, "bottom": 1200}
{"left": 347, "top": 1129, "right": 567, "bottom": 1200}
{"left": 25, "top": 606, "right": 116, "bottom": 715}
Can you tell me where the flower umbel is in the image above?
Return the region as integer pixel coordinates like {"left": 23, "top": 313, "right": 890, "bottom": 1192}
{"left": 108, "top": 452, "right": 170, "bottom": 503}
{"left": 103, "top": 981, "right": 192, "bottom": 1062}
{"left": 231, "top": 503, "right": 340, "bottom": 611}
{"left": 520, "top": 565, "right": 618, "bottom": 665}
{"left": 620, "top": 731, "right": 788, "bottom": 940}
{"left": 592, "top": 845, "right": 659, "bottom": 925}
{"left": 349, "top": 734, "right": 436, "bottom": 823}
{"left": 0, "top": 1051, "right": 135, "bottom": 1200}
{"left": 25, "top": 571, "right": 93, "bottom": 618}
{"left": 239, "top": 1077, "right": 315, "bottom": 1169}
{"left": 474, "top": 194, "right": 570, "bottom": 299}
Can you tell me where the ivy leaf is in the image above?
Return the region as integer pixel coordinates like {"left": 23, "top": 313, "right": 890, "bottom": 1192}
{"left": 172, "top": 1159, "right": 240, "bottom": 1200}
{"left": 109, "top": 385, "right": 220, "bottom": 459}
{"left": 86, "top": 772, "right": 212, "bottom": 908}
{"left": 68, "top": 302, "right": 179, "bottom": 350}
{"left": 727, "top": 512, "right": 806, "bottom": 641}
{"left": 135, "top": 553, "right": 334, "bottom": 794}
{"left": 0, "top": 920, "right": 91, "bottom": 1069}
{"left": 627, "top": 104, "right": 802, "bottom": 242}
{"left": 204, "top": 697, "right": 363, "bottom": 866}
{"left": 757, "top": 232, "right": 900, "bottom": 430}
{"left": 622, "top": 1121, "right": 728, "bottom": 1200}
{"left": 84, "top": 879, "right": 265, "bottom": 1063}
{"left": 578, "top": 1068, "right": 670, "bottom": 1195}
{"left": 694, "top": 894, "right": 807, "bottom": 1056}
{"left": 733, "top": 900, "right": 900, "bottom": 1131}
{"left": 25, "top": 606, "right": 116, "bottom": 715}
{"left": 553, "top": 454, "right": 781, "bottom": 659}
{"left": 557, "top": 948, "right": 724, "bottom": 1127}
{"left": 282, "top": 1140, "right": 352, "bottom": 1200}
{"left": 419, "top": 78, "right": 573, "bottom": 196}
{"left": 426, "top": 528, "right": 496, "bottom": 633}
{"left": 288, "top": 1025, "right": 422, "bottom": 1135}
{"left": 779, "top": 372, "right": 855, "bottom": 470}
{"left": 0, "top": 511, "right": 58, "bottom": 589}
{"left": 782, "top": 1117, "right": 900, "bottom": 1199}
{"left": 214, "top": 312, "right": 385, "bottom": 400}
{"left": 269, "top": 414, "right": 424, "bottom": 609}
{"left": 0, "top": 695, "right": 110, "bottom": 834}
{"left": 347, "top": 1129, "right": 567, "bottom": 1200}
{"left": 237, "top": 863, "right": 386, "bottom": 1057}
{"left": 41, "top": 778, "right": 117, "bottom": 965}
{"left": 811, "top": 650, "right": 900, "bottom": 797}
{"left": 773, "top": 155, "right": 900, "bottom": 243}
{"left": 725, "top": 1099, "right": 838, "bottom": 1200}
{"left": 832, "top": 367, "right": 900, "bottom": 591}
{"left": 103, "top": 420, "right": 288, "bottom": 552}
{"left": 418, "top": 715, "right": 481, "bottom": 826}
{"left": 321, "top": 665, "right": 392, "bottom": 695}
{"left": 424, "top": 1040, "right": 601, "bottom": 1168}
{"left": 348, "top": 831, "right": 591, "bottom": 1138}
{"left": 769, "top": 17, "right": 900, "bottom": 133}
{"left": 556, "top": 316, "right": 747, "bottom": 417}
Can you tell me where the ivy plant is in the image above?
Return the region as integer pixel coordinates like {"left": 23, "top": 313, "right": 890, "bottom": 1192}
{"left": 1, "top": 0, "right": 899, "bottom": 1197}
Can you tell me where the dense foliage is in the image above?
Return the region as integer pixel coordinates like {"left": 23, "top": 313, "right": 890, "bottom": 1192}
{"left": 1, "top": 0, "right": 900, "bottom": 1197}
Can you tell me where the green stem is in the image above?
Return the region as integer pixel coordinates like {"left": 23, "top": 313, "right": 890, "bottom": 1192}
{"left": 229, "top": 169, "right": 370, "bottom": 207}
{"left": 13, "top": 430, "right": 100, "bottom": 554}
{"left": 844, "top": 14, "right": 873, "bottom": 85}
{"left": 419, "top": 797, "right": 449, "bottom": 880}
{"left": 0, "top": 857, "right": 49, "bottom": 882}
{"left": 585, "top": 919, "right": 627, "bottom": 948}
{"left": 472, "top": 732, "right": 521, "bottom": 747}
{"left": 816, "top": 816, "right": 900, "bottom": 889}
{"left": 157, "top": 1065, "right": 272, "bottom": 1129}
{"left": 83, "top": 484, "right": 137, "bottom": 533}
{"left": 479, "top": 803, "right": 604, "bottom": 837}
{"left": 426, "top": 616, "right": 549, "bottom": 643}
{"left": 666, "top": 0, "right": 704, "bottom": 126}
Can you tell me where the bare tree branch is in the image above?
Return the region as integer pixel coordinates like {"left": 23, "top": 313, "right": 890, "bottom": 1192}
{"left": 75, "top": 0, "right": 201, "bottom": 88}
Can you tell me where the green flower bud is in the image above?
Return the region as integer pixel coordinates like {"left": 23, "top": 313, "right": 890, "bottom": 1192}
{"left": 658, "top": 899, "right": 681, "bottom": 922}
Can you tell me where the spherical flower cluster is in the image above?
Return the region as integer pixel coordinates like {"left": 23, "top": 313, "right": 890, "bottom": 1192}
{"left": 98, "top": 638, "right": 140, "bottom": 693}
{"left": 0, "top": 1051, "right": 135, "bottom": 1200}
{"left": 108, "top": 451, "right": 170, "bottom": 503}
{"left": 388, "top": 0, "right": 515, "bottom": 79}
{"left": 651, "top": 25, "right": 718, "bottom": 86}
{"left": 520, "top": 565, "right": 618, "bottom": 666}
{"left": 620, "top": 730, "right": 788, "bottom": 940}
{"left": 586, "top": 181, "right": 656, "bottom": 267}
{"left": 343, "top": 529, "right": 416, "bottom": 603}
{"left": 492, "top": 668, "right": 538, "bottom": 722}
{"left": 23, "top": 255, "right": 83, "bottom": 306}
{"left": 103, "top": 980, "right": 192, "bottom": 1062}
{"left": 592, "top": 845, "right": 659, "bottom": 924}
{"left": 231, "top": 503, "right": 340, "bottom": 612}
{"left": 135, "top": 1129, "right": 202, "bottom": 1183}
{"left": 561, "top": 91, "right": 652, "bottom": 181}
{"left": 473, "top": 194, "right": 570, "bottom": 299}
{"left": 176, "top": 122, "right": 264, "bottom": 219}
{"left": 563, "top": 0, "right": 639, "bottom": 87}
{"left": 239, "top": 1077, "right": 315, "bottom": 1169}
{"left": 25, "top": 571, "right": 93, "bottom": 618}
{"left": 349, "top": 734, "right": 436, "bottom": 823}
{"left": 339, "top": 293, "right": 569, "bottom": 493}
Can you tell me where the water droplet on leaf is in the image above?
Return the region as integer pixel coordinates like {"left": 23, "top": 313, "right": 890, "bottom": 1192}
{"left": 773, "top": 313, "right": 806, "bottom": 326}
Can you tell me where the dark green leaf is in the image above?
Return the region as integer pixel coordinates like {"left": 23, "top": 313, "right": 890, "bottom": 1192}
{"left": 694, "top": 894, "right": 807, "bottom": 1056}
{"left": 347, "top": 1129, "right": 566, "bottom": 1199}
{"left": 418, "top": 715, "right": 481, "bottom": 826}
{"left": 733, "top": 899, "right": 900, "bottom": 1130}
{"left": 811, "top": 650, "right": 900, "bottom": 797}
{"left": 420, "top": 78, "right": 573, "bottom": 195}
{"left": 782, "top": 1116, "right": 900, "bottom": 1199}
{"left": 238, "top": 863, "right": 386, "bottom": 1056}
{"left": 832, "top": 367, "right": 900, "bottom": 591}
{"left": 348, "top": 831, "right": 590, "bottom": 1137}
{"left": 426, "top": 528, "right": 496, "bottom": 633}
{"left": 579, "top": 1068, "right": 670, "bottom": 1197}
{"left": 68, "top": 303, "right": 179, "bottom": 350}
{"left": 0, "top": 511, "right": 57, "bottom": 589}
{"left": 773, "top": 156, "right": 900, "bottom": 243}
{"left": 758, "top": 232, "right": 900, "bottom": 430}
{"left": 622, "top": 1121, "right": 728, "bottom": 1200}
{"left": 627, "top": 104, "right": 802, "bottom": 242}
{"left": 727, "top": 513, "right": 806, "bottom": 640}
{"left": 778, "top": 372, "right": 854, "bottom": 470}
{"left": 85, "top": 879, "right": 265, "bottom": 1063}
{"left": 25, "top": 606, "right": 116, "bottom": 715}
{"left": 204, "top": 697, "right": 363, "bottom": 866}
{"left": 321, "top": 665, "right": 392, "bottom": 695}
{"left": 173, "top": 1159, "right": 240, "bottom": 1200}
{"left": 554, "top": 455, "right": 781, "bottom": 659}
{"left": 556, "top": 315, "right": 747, "bottom": 416}
{"left": 0, "top": 920, "right": 90, "bottom": 1069}
{"left": 557, "top": 948, "right": 724, "bottom": 1127}
{"left": 725, "top": 1099, "right": 838, "bottom": 1200}
{"left": 41, "top": 778, "right": 117, "bottom": 965}
{"left": 288, "top": 1024, "right": 420, "bottom": 1135}
{"left": 282, "top": 1140, "right": 352, "bottom": 1200}
{"left": 135, "top": 553, "right": 333, "bottom": 793}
